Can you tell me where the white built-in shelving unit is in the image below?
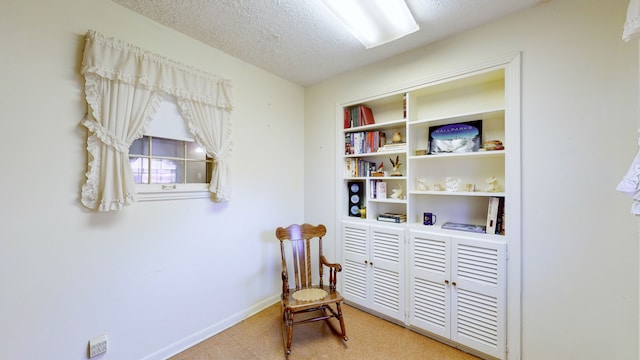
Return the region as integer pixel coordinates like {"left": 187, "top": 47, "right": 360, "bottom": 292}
{"left": 335, "top": 54, "right": 522, "bottom": 360}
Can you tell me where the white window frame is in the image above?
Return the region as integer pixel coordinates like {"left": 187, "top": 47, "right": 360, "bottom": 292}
{"left": 134, "top": 96, "right": 212, "bottom": 202}
{"left": 136, "top": 183, "right": 211, "bottom": 202}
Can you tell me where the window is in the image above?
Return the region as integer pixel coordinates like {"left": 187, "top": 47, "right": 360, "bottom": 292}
{"left": 80, "top": 31, "right": 233, "bottom": 211}
{"left": 129, "top": 136, "right": 213, "bottom": 185}
{"left": 124, "top": 94, "right": 217, "bottom": 202}
{"left": 128, "top": 135, "right": 214, "bottom": 201}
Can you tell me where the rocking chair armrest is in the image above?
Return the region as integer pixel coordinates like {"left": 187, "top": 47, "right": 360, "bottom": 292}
{"left": 320, "top": 255, "right": 342, "bottom": 272}
{"left": 320, "top": 255, "right": 342, "bottom": 292}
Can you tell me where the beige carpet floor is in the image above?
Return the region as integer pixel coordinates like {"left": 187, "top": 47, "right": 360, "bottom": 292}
{"left": 169, "top": 302, "right": 481, "bottom": 360}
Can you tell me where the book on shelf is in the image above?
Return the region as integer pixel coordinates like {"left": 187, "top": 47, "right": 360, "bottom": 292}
{"left": 343, "top": 108, "right": 352, "bottom": 129}
{"left": 377, "top": 212, "right": 407, "bottom": 223}
{"left": 344, "top": 158, "right": 376, "bottom": 178}
{"left": 375, "top": 181, "right": 387, "bottom": 199}
{"left": 442, "top": 222, "right": 487, "bottom": 234}
{"left": 402, "top": 93, "right": 407, "bottom": 119}
{"left": 344, "top": 133, "right": 350, "bottom": 155}
{"left": 344, "top": 104, "right": 375, "bottom": 128}
{"left": 370, "top": 179, "right": 387, "bottom": 199}
{"left": 377, "top": 216, "right": 407, "bottom": 223}
{"left": 344, "top": 158, "right": 355, "bottom": 177}
{"left": 344, "top": 107, "right": 352, "bottom": 129}
{"left": 345, "top": 130, "right": 383, "bottom": 155}
{"left": 378, "top": 212, "right": 406, "bottom": 218}
{"left": 486, "top": 197, "right": 500, "bottom": 234}
{"left": 495, "top": 197, "right": 505, "bottom": 235}
{"left": 359, "top": 105, "right": 375, "bottom": 125}
{"left": 369, "top": 180, "right": 376, "bottom": 199}
{"left": 485, "top": 196, "right": 506, "bottom": 235}
{"left": 377, "top": 142, "right": 407, "bottom": 153}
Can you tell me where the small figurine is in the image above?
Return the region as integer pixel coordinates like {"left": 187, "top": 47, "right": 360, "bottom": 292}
{"left": 392, "top": 132, "right": 403, "bottom": 143}
{"left": 482, "top": 140, "right": 504, "bottom": 151}
{"left": 371, "top": 162, "right": 385, "bottom": 177}
{"left": 389, "top": 155, "right": 402, "bottom": 176}
{"left": 417, "top": 178, "right": 428, "bottom": 191}
{"left": 445, "top": 177, "right": 461, "bottom": 192}
{"left": 390, "top": 184, "right": 403, "bottom": 199}
{"left": 486, "top": 177, "right": 498, "bottom": 192}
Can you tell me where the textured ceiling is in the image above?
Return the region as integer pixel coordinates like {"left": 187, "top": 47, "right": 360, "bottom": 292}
{"left": 111, "top": 0, "right": 540, "bottom": 86}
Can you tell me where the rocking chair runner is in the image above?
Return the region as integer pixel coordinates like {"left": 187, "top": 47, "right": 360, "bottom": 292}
{"left": 275, "top": 224, "right": 348, "bottom": 355}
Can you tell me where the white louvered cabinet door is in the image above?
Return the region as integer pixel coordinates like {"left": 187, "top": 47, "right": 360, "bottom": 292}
{"left": 408, "top": 230, "right": 451, "bottom": 339}
{"left": 341, "top": 221, "right": 405, "bottom": 323}
{"left": 451, "top": 236, "right": 507, "bottom": 360}
{"left": 408, "top": 230, "right": 507, "bottom": 359}
{"left": 369, "top": 224, "right": 405, "bottom": 321}
{"left": 341, "top": 221, "right": 369, "bottom": 306}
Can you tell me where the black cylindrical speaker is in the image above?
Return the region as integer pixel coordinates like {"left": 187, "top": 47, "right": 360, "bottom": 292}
{"left": 347, "top": 181, "right": 364, "bottom": 217}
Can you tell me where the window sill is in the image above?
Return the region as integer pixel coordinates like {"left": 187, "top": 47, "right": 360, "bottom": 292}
{"left": 136, "top": 184, "right": 211, "bottom": 202}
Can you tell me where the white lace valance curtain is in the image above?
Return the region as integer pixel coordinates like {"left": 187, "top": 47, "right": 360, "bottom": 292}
{"left": 80, "top": 30, "right": 233, "bottom": 211}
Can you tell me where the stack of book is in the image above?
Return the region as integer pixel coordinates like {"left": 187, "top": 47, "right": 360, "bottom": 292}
{"left": 442, "top": 222, "right": 486, "bottom": 233}
{"left": 377, "top": 142, "right": 407, "bottom": 153}
{"left": 377, "top": 212, "right": 407, "bottom": 223}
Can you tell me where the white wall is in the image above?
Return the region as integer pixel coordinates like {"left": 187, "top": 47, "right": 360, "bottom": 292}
{"left": 2, "top": 0, "right": 637, "bottom": 359}
{"left": 305, "top": 0, "right": 639, "bottom": 359}
{"left": 0, "top": 0, "right": 304, "bottom": 359}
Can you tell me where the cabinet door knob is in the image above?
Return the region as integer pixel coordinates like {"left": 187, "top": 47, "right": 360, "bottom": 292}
{"left": 444, "top": 280, "right": 449, "bottom": 285}
{"left": 452, "top": 282, "right": 457, "bottom": 287}
{"left": 364, "top": 260, "right": 368, "bottom": 264}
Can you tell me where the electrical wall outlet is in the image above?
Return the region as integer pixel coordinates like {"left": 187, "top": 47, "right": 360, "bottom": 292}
{"left": 88, "top": 334, "right": 108, "bottom": 358}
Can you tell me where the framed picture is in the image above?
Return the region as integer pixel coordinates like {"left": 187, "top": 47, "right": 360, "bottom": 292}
{"left": 429, "top": 120, "right": 482, "bottom": 154}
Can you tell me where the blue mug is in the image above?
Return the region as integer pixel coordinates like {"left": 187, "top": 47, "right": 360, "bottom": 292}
{"left": 423, "top": 212, "right": 437, "bottom": 226}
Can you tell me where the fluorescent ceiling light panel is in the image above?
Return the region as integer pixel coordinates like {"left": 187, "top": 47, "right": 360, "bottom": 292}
{"left": 321, "top": 0, "right": 419, "bottom": 49}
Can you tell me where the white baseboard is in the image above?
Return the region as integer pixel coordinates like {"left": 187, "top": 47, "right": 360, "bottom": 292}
{"left": 142, "top": 294, "right": 281, "bottom": 360}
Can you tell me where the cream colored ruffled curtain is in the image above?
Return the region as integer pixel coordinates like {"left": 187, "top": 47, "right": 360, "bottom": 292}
{"left": 624, "top": 0, "right": 640, "bottom": 41}
{"left": 178, "top": 93, "right": 233, "bottom": 201}
{"left": 618, "top": 2, "right": 640, "bottom": 214}
{"left": 80, "top": 30, "right": 233, "bottom": 211}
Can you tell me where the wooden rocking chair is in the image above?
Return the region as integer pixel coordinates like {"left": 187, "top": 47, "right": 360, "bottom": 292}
{"left": 275, "top": 224, "right": 348, "bottom": 355}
